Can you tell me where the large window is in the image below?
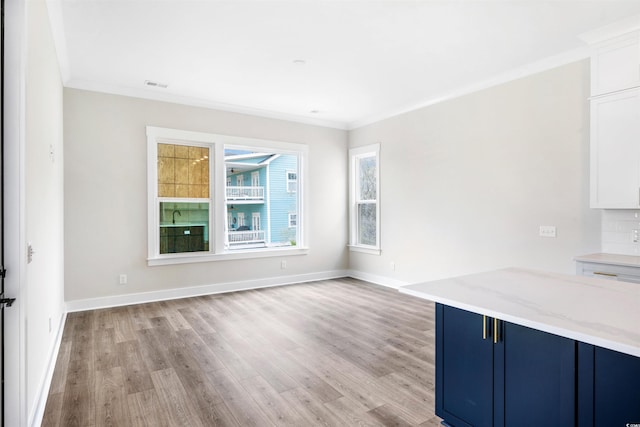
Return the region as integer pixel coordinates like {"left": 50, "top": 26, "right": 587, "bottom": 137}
{"left": 349, "top": 143, "right": 380, "bottom": 254}
{"left": 147, "top": 126, "right": 307, "bottom": 265}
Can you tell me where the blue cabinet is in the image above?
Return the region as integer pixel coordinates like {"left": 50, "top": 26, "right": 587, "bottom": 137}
{"left": 437, "top": 305, "right": 495, "bottom": 427}
{"left": 501, "top": 321, "right": 576, "bottom": 427}
{"left": 436, "top": 304, "right": 576, "bottom": 427}
{"left": 578, "top": 343, "right": 640, "bottom": 427}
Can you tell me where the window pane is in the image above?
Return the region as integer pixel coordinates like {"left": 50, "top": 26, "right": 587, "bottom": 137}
{"left": 359, "top": 156, "right": 377, "bottom": 201}
{"left": 357, "top": 203, "right": 377, "bottom": 246}
{"left": 159, "top": 201, "right": 209, "bottom": 254}
{"left": 158, "top": 143, "right": 210, "bottom": 198}
{"left": 225, "top": 148, "right": 298, "bottom": 249}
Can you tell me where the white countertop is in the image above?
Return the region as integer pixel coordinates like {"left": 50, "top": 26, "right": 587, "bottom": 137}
{"left": 400, "top": 268, "right": 640, "bottom": 357}
{"left": 574, "top": 253, "right": 640, "bottom": 268}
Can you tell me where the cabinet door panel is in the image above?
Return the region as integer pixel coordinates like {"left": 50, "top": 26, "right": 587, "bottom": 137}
{"left": 592, "top": 33, "right": 640, "bottom": 95}
{"left": 437, "top": 304, "right": 494, "bottom": 427}
{"left": 502, "top": 322, "right": 576, "bottom": 427}
{"left": 594, "top": 346, "right": 640, "bottom": 426}
{"left": 590, "top": 89, "right": 640, "bottom": 208}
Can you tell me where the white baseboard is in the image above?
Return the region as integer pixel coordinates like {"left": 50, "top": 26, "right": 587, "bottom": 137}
{"left": 29, "top": 311, "right": 67, "bottom": 427}
{"left": 66, "top": 269, "right": 350, "bottom": 312}
{"left": 348, "top": 269, "right": 410, "bottom": 289}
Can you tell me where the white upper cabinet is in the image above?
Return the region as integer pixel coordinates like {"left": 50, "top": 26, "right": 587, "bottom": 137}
{"left": 590, "top": 89, "right": 640, "bottom": 208}
{"left": 583, "top": 18, "right": 640, "bottom": 209}
{"left": 591, "top": 31, "right": 640, "bottom": 96}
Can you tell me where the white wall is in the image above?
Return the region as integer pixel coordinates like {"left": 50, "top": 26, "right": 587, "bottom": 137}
{"left": 349, "top": 60, "right": 601, "bottom": 284}
{"left": 64, "top": 89, "right": 348, "bottom": 304}
{"left": 24, "top": 0, "right": 65, "bottom": 424}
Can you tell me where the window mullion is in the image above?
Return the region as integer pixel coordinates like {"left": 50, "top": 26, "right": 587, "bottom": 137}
{"left": 213, "top": 142, "right": 226, "bottom": 254}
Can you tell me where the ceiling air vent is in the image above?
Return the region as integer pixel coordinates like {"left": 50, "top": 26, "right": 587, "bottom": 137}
{"left": 144, "top": 80, "right": 168, "bottom": 89}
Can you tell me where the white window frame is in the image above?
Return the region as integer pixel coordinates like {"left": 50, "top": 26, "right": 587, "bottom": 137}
{"left": 286, "top": 170, "right": 297, "bottom": 193}
{"left": 147, "top": 126, "right": 309, "bottom": 265}
{"left": 349, "top": 143, "right": 380, "bottom": 255}
{"left": 288, "top": 212, "right": 297, "bottom": 228}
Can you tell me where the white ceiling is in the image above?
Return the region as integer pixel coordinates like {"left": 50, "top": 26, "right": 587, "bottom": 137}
{"left": 47, "top": 1, "right": 640, "bottom": 130}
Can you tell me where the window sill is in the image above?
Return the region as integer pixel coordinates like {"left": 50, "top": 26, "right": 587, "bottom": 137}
{"left": 348, "top": 245, "right": 381, "bottom": 255}
{"left": 148, "top": 247, "right": 309, "bottom": 266}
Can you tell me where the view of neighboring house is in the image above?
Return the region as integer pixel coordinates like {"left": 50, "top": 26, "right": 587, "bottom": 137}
{"left": 225, "top": 149, "right": 298, "bottom": 249}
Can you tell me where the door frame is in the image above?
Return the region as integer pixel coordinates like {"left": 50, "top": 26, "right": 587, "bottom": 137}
{"left": 3, "top": 0, "right": 27, "bottom": 425}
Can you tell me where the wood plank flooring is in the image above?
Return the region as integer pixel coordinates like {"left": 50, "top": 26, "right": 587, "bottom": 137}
{"left": 41, "top": 278, "right": 441, "bottom": 426}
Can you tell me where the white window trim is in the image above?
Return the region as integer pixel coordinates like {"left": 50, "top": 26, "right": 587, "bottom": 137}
{"left": 286, "top": 170, "right": 297, "bottom": 193}
{"left": 147, "top": 126, "right": 309, "bottom": 265}
{"left": 348, "top": 143, "right": 381, "bottom": 255}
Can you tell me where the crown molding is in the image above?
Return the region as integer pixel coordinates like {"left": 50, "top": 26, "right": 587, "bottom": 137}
{"left": 64, "top": 78, "right": 349, "bottom": 130}
{"left": 46, "top": 0, "right": 70, "bottom": 83}
{"left": 579, "top": 14, "right": 640, "bottom": 45}
{"left": 347, "top": 46, "right": 590, "bottom": 130}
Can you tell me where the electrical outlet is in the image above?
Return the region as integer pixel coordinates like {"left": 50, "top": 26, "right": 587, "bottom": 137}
{"left": 281, "top": 260, "right": 287, "bottom": 269}
{"left": 119, "top": 274, "right": 127, "bottom": 285}
{"left": 390, "top": 261, "right": 396, "bottom": 272}
{"left": 632, "top": 229, "right": 639, "bottom": 243}
{"left": 539, "top": 226, "right": 557, "bottom": 238}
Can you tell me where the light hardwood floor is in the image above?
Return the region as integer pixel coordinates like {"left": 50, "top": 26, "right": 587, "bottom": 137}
{"left": 41, "top": 278, "right": 441, "bottom": 426}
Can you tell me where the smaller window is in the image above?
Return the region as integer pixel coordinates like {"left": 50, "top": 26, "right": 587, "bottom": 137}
{"left": 286, "top": 171, "right": 297, "bottom": 193}
{"left": 349, "top": 143, "right": 380, "bottom": 254}
{"left": 288, "top": 213, "right": 297, "bottom": 228}
{"left": 237, "top": 212, "right": 245, "bottom": 227}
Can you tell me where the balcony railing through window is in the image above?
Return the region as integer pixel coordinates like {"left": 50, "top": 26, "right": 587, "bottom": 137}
{"left": 228, "top": 229, "right": 266, "bottom": 245}
{"left": 226, "top": 186, "right": 265, "bottom": 201}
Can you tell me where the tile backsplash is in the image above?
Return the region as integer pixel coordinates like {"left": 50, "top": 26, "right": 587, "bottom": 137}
{"left": 602, "top": 210, "right": 640, "bottom": 255}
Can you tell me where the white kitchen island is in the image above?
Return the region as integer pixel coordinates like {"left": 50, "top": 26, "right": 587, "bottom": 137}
{"left": 400, "top": 268, "right": 640, "bottom": 427}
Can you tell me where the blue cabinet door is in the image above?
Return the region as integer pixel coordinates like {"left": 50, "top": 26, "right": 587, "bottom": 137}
{"left": 500, "top": 322, "right": 576, "bottom": 427}
{"left": 436, "top": 304, "right": 495, "bottom": 427}
{"left": 578, "top": 343, "right": 640, "bottom": 427}
{"left": 437, "top": 304, "right": 577, "bottom": 427}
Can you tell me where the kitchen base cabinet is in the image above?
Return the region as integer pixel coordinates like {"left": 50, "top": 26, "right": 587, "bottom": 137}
{"left": 502, "top": 322, "right": 575, "bottom": 427}
{"left": 437, "top": 303, "right": 640, "bottom": 427}
{"left": 436, "top": 304, "right": 576, "bottom": 427}
{"left": 578, "top": 343, "right": 640, "bottom": 427}
{"left": 437, "top": 305, "right": 494, "bottom": 427}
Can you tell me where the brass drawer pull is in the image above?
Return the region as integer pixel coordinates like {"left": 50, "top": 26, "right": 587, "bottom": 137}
{"left": 593, "top": 271, "right": 618, "bottom": 277}
{"left": 483, "top": 315, "right": 487, "bottom": 340}
{"left": 494, "top": 318, "right": 499, "bottom": 344}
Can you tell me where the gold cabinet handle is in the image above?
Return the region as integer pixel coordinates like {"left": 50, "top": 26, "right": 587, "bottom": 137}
{"left": 494, "top": 318, "right": 499, "bottom": 344}
{"left": 483, "top": 315, "right": 487, "bottom": 340}
{"left": 593, "top": 271, "right": 617, "bottom": 277}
